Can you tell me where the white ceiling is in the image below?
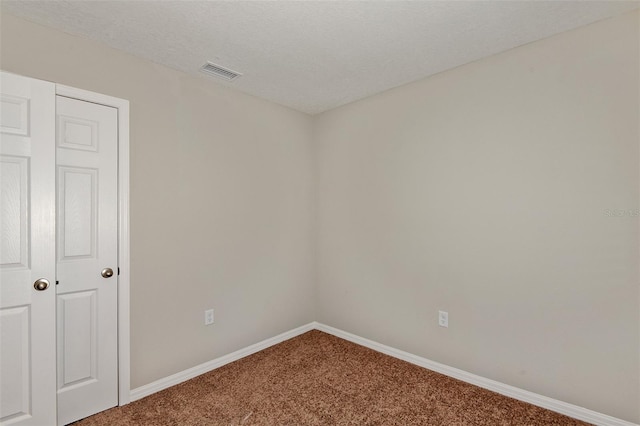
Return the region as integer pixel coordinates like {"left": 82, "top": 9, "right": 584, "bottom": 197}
{"left": 3, "top": 1, "right": 638, "bottom": 115}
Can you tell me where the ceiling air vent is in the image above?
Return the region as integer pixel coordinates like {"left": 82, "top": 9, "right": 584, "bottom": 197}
{"left": 200, "top": 62, "right": 242, "bottom": 81}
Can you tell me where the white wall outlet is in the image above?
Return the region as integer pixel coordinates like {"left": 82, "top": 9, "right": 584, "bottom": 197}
{"left": 205, "top": 309, "right": 214, "bottom": 325}
{"left": 438, "top": 310, "right": 448, "bottom": 328}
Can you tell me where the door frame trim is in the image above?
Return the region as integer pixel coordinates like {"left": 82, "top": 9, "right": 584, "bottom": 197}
{"left": 56, "top": 84, "right": 131, "bottom": 405}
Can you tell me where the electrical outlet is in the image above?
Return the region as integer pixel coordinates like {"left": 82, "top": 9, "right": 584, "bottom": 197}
{"left": 438, "top": 310, "right": 448, "bottom": 328}
{"left": 205, "top": 309, "right": 214, "bottom": 325}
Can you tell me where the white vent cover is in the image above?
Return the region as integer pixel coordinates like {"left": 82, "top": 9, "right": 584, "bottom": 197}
{"left": 200, "top": 62, "right": 242, "bottom": 81}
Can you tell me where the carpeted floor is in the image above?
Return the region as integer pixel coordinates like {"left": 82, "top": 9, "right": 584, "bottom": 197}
{"left": 76, "top": 330, "right": 588, "bottom": 425}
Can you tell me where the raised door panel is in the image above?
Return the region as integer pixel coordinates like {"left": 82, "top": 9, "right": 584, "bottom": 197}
{"left": 0, "top": 307, "right": 30, "bottom": 423}
{"left": 57, "top": 291, "right": 97, "bottom": 390}
{"left": 0, "top": 95, "right": 29, "bottom": 136}
{"left": 57, "top": 114, "right": 98, "bottom": 152}
{"left": 58, "top": 167, "right": 97, "bottom": 260}
{"left": 0, "top": 156, "right": 28, "bottom": 268}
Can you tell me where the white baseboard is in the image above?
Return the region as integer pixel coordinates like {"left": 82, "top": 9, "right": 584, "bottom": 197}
{"left": 314, "top": 322, "right": 638, "bottom": 426}
{"left": 129, "top": 321, "right": 637, "bottom": 426}
{"left": 129, "top": 322, "right": 316, "bottom": 401}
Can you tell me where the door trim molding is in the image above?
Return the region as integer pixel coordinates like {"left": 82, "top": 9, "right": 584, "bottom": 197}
{"left": 55, "top": 84, "right": 131, "bottom": 405}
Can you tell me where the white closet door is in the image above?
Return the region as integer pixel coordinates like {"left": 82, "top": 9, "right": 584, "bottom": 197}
{"left": 55, "top": 96, "right": 118, "bottom": 425}
{"left": 0, "top": 72, "right": 57, "bottom": 425}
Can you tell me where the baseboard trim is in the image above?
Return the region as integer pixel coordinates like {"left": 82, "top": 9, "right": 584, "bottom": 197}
{"left": 129, "top": 322, "right": 316, "bottom": 402}
{"left": 129, "top": 321, "right": 637, "bottom": 426}
{"left": 314, "top": 322, "right": 638, "bottom": 426}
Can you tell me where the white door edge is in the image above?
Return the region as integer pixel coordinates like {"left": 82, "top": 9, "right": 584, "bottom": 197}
{"left": 55, "top": 84, "right": 131, "bottom": 406}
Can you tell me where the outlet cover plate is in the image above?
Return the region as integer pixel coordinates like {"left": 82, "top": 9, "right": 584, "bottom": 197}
{"left": 205, "top": 309, "right": 214, "bottom": 325}
{"left": 438, "top": 310, "right": 448, "bottom": 328}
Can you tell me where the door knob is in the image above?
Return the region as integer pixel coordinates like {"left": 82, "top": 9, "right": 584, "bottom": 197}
{"left": 33, "top": 278, "right": 50, "bottom": 291}
{"left": 101, "top": 268, "right": 114, "bottom": 278}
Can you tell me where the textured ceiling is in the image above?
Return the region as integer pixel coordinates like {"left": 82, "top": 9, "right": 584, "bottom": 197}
{"left": 2, "top": 1, "right": 638, "bottom": 115}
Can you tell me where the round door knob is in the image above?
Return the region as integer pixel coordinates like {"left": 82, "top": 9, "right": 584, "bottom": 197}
{"left": 33, "top": 278, "right": 50, "bottom": 291}
{"left": 101, "top": 268, "right": 114, "bottom": 278}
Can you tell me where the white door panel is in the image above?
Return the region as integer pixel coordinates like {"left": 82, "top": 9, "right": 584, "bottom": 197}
{"left": 0, "top": 72, "right": 57, "bottom": 426}
{"left": 56, "top": 96, "right": 118, "bottom": 425}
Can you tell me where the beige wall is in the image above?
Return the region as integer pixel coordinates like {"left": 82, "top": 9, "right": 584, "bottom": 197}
{"left": 315, "top": 11, "right": 639, "bottom": 423}
{"left": 0, "top": 13, "right": 315, "bottom": 389}
{"left": 2, "top": 8, "right": 639, "bottom": 423}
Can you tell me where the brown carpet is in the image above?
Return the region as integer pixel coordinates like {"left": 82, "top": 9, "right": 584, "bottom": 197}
{"left": 76, "top": 330, "right": 588, "bottom": 425}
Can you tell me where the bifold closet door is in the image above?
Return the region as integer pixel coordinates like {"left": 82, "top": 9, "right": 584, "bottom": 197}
{"left": 1, "top": 73, "right": 120, "bottom": 426}
{"left": 55, "top": 96, "right": 118, "bottom": 425}
{"left": 0, "top": 72, "right": 57, "bottom": 425}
